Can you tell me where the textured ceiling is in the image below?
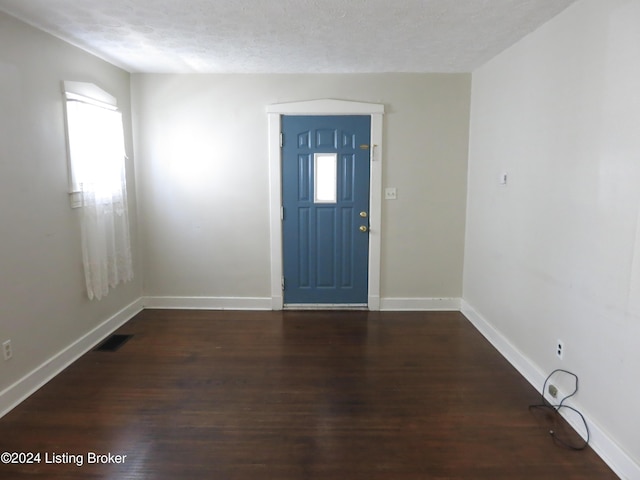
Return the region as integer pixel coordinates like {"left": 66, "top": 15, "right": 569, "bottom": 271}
{"left": 0, "top": 0, "right": 578, "bottom": 73}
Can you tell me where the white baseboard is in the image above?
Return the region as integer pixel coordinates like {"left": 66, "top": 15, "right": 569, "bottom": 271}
{"left": 144, "top": 296, "right": 461, "bottom": 312}
{"left": 142, "top": 296, "right": 272, "bottom": 310}
{"left": 461, "top": 300, "right": 639, "bottom": 480}
{"left": 0, "top": 297, "right": 144, "bottom": 419}
{"left": 379, "top": 297, "right": 461, "bottom": 311}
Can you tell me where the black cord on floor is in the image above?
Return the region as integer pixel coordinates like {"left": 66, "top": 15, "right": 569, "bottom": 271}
{"left": 528, "top": 369, "right": 590, "bottom": 450}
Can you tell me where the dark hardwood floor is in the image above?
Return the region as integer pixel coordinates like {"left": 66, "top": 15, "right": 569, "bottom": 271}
{"left": 0, "top": 310, "right": 617, "bottom": 479}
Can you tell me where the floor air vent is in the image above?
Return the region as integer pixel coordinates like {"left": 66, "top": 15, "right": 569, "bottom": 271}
{"left": 94, "top": 334, "right": 133, "bottom": 352}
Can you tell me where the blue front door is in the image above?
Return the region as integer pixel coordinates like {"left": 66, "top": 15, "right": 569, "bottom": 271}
{"left": 282, "top": 115, "right": 371, "bottom": 305}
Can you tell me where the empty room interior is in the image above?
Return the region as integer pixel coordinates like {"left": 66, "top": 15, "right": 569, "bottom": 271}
{"left": 0, "top": 0, "right": 639, "bottom": 478}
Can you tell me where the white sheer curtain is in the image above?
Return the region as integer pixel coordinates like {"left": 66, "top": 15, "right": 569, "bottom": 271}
{"left": 66, "top": 100, "right": 133, "bottom": 300}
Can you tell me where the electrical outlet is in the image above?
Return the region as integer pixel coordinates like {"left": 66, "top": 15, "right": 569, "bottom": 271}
{"left": 2, "top": 340, "right": 12, "bottom": 361}
{"left": 548, "top": 384, "right": 558, "bottom": 399}
{"left": 556, "top": 339, "right": 564, "bottom": 360}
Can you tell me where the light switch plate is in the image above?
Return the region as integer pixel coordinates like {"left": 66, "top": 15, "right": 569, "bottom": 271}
{"left": 385, "top": 187, "right": 397, "bottom": 200}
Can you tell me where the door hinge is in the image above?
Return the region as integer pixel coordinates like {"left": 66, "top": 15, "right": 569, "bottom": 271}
{"left": 281, "top": 276, "right": 285, "bottom": 290}
{"left": 280, "top": 206, "right": 284, "bottom": 221}
{"left": 280, "top": 132, "right": 284, "bottom": 148}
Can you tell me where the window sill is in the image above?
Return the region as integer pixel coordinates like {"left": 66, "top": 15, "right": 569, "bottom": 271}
{"left": 69, "top": 191, "right": 82, "bottom": 209}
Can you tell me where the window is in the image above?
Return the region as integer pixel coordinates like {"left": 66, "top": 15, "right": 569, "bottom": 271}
{"left": 63, "top": 82, "right": 125, "bottom": 205}
{"left": 63, "top": 81, "right": 133, "bottom": 300}
{"left": 314, "top": 153, "right": 338, "bottom": 203}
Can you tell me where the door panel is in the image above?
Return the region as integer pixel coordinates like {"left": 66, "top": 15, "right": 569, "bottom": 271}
{"left": 282, "top": 115, "right": 370, "bottom": 304}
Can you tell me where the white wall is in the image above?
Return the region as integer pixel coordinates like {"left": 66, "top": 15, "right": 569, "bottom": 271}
{"left": 0, "top": 13, "right": 142, "bottom": 405}
{"left": 132, "top": 74, "right": 470, "bottom": 305}
{"left": 465, "top": 0, "right": 640, "bottom": 471}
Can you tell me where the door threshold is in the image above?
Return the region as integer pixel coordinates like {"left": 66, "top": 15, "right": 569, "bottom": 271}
{"left": 284, "top": 303, "right": 368, "bottom": 311}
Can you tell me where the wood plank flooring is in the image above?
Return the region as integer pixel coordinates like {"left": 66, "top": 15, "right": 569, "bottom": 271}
{"left": 0, "top": 310, "right": 618, "bottom": 479}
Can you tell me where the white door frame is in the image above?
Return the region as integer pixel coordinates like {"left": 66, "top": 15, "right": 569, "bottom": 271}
{"left": 267, "top": 99, "right": 384, "bottom": 310}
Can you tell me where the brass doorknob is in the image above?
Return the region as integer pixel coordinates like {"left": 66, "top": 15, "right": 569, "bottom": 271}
{"left": 359, "top": 225, "right": 368, "bottom": 232}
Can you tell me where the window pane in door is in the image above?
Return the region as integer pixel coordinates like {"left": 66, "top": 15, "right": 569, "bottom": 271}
{"left": 314, "top": 153, "right": 337, "bottom": 203}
